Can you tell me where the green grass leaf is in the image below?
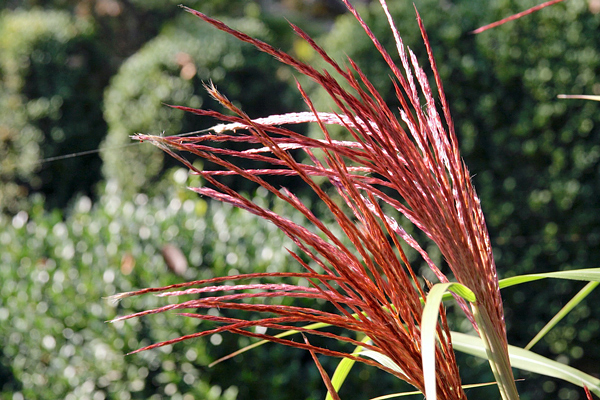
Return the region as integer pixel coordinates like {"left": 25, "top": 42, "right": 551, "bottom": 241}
{"left": 359, "top": 349, "right": 406, "bottom": 376}
{"left": 431, "top": 268, "right": 600, "bottom": 304}
{"left": 208, "top": 321, "right": 329, "bottom": 367}
{"left": 369, "top": 381, "right": 506, "bottom": 400}
{"left": 525, "top": 281, "right": 599, "bottom": 350}
{"left": 557, "top": 94, "right": 600, "bottom": 101}
{"left": 451, "top": 331, "right": 600, "bottom": 396}
{"left": 499, "top": 268, "right": 600, "bottom": 289}
{"left": 421, "top": 282, "right": 476, "bottom": 400}
{"left": 325, "top": 335, "right": 372, "bottom": 400}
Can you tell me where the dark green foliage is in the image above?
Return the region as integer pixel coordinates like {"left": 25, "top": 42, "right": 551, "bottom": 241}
{"left": 313, "top": 1, "right": 600, "bottom": 398}
{"left": 101, "top": 14, "right": 303, "bottom": 197}
{"left": 0, "top": 3, "right": 272, "bottom": 214}
{"left": 0, "top": 9, "right": 109, "bottom": 212}
{"left": 126, "top": 0, "right": 249, "bottom": 16}
{"left": 472, "top": 3, "right": 600, "bottom": 398}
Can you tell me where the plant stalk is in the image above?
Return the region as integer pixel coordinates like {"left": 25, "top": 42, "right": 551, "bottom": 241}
{"left": 472, "top": 303, "right": 520, "bottom": 400}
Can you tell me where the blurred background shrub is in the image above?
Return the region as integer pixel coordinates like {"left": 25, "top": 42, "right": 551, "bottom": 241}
{"left": 0, "top": 170, "right": 291, "bottom": 399}
{"left": 0, "top": 9, "right": 109, "bottom": 212}
{"left": 101, "top": 14, "right": 303, "bottom": 197}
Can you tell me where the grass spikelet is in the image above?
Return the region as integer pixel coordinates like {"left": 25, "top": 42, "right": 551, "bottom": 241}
{"left": 114, "top": 1, "right": 523, "bottom": 398}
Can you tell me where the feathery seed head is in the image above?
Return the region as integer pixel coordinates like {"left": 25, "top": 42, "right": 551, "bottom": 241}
{"left": 120, "top": 1, "right": 517, "bottom": 398}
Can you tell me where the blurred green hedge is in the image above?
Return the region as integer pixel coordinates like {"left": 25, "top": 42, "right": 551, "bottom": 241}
{"left": 0, "top": 9, "right": 109, "bottom": 212}
{"left": 0, "top": 170, "right": 298, "bottom": 399}
{"left": 101, "top": 13, "right": 303, "bottom": 198}
{"left": 0, "top": 3, "right": 280, "bottom": 213}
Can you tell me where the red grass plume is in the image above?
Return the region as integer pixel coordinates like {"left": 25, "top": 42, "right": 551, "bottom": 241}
{"left": 113, "top": 0, "right": 517, "bottom": 398}
{"left": 472, "top": 0, "right": 566, "bottom": 34}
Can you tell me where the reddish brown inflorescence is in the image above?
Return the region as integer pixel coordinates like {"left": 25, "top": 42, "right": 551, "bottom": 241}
{"left": 114, "top": 1, "right": 520, "bottom": 398}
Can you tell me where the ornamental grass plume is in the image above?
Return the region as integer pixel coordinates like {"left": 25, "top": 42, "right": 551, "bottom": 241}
{"left": 113, "top": 1, "right": 519, "bottom": 398}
